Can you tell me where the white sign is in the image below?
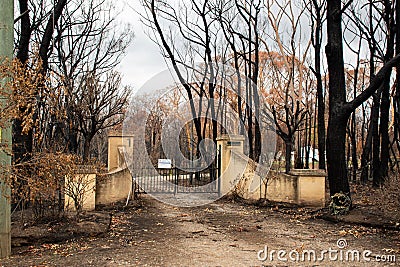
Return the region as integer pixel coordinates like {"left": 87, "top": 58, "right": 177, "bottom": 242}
{"left": 158, "top": 159, "right": 172, "bottom": 169}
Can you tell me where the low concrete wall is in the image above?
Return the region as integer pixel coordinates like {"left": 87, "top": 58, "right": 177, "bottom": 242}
{"left": 289, "top": 169, "right": 326, "bottom": 206}
{"left": 64, "top": 173, "right": 97, "bottom": 212}
{"left": 95, "top": 167, "right": 132, "bottom": 206}
{"left": 223, "top": 151, "right": 326, "bottom": 207}
{"left": 262, "top": 171, "right": 298, "bottom": 204}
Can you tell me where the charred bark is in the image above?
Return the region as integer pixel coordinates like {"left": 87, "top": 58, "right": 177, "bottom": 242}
{"left": 326, "top": 0, "right": 351, "bottom": 195}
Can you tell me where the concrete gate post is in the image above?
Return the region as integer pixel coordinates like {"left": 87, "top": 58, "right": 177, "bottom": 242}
{"left": 216, "top": 135, "right": 245, "bottom": 195}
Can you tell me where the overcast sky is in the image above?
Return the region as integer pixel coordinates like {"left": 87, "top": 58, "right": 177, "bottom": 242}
{"left": 116, "top": 1, "right": 168, "bottom": 90}
{"left": 114, "top": 1, "right": 364, "bottom": 91}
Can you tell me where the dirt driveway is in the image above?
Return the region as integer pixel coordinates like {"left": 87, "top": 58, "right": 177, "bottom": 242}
{"left": 1, "top": 195, "right": 399, "bottom": 266}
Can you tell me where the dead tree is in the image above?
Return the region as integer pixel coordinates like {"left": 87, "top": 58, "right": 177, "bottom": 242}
{"left": 308, "top": 0, "right": 326, "bottom": 170}
{"left": 75, "top": 71, "right": 130, "bottom": 162}
{"left": 263, "top": 101, "right": 307, "bottom": 173}
{"left": 14, "top": 0, "right": 68, "bottom": 165}
{"left": 325, "top": 0, "right": 400, "bottom": 197}
{"left": 48, "top": 0, "right": 133, "bottom": 154}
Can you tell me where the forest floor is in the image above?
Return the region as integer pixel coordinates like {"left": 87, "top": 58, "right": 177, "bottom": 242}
{"left": 1, "top": 188, "right": 400, "bottom": 267}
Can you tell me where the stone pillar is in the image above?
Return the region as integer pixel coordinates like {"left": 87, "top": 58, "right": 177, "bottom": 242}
{"left": 107, "top": 131, "right": 134, "bottom": 171}
{"left": 216, "top": 135, "right": 245, "bottom": 195}
{"left": 289, "top": 169, "right": 327, "bottom": 207}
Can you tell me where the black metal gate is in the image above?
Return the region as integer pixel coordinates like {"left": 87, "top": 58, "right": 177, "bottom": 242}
{"left": 133, "top": 165, "right": 220, "bottom": 196}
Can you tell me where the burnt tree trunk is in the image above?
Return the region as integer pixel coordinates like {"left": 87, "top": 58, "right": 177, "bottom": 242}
{"left": 311, "top": 0, "right": 326, "bottom": 170}
{"left": 378, "top": 81, "right": 391, "bottom": 183}
{"left": 327, "top": 116, "right": 351, "bottom": 195}
{"left": 351, "top": 114, "right": 358, "bottom": 182}
{"left": 378, "top": 0, "right": 395, "bottom": 182}
{"left": 372, "top": 92, "right": 381, "bottom": 185}
{"left": 38, "top": 0, "right": 68, "bottom": 73}
{"left": 285, "top": 139, "right": 294, "bottom": 174}
{"left": 16, "top": 0, "right": 30, "bottom": 64}
{"left": 14, "top": 0, "right": 32, "bottom": 165}
{"left": 325, "top": 0, "right": 400, "bottom": 196}
{"left": 82, "top": 135, "right": 94, "bottom": 163}
{"left": 316, "top": 34, "right": 326, "bottom": 171}
{"left": 14, "top": 0, "right": 68, "bottom": 164}
{"left": 395, "top": 0, "right": 400, "bottom": 158}
{"left": 326, "top": 0, "right": 351, "bottom": 196}
{"left": 360, "top": 103, "right": 372, "bottom": 183}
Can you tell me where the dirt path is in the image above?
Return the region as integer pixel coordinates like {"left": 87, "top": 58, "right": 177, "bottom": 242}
{"left": 1, "top": 195, "right": 399, "bottom": 266}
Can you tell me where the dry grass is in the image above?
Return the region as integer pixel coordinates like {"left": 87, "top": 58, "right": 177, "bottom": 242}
{"left": 375, "top": 172, "right": 400, "bottom": 221}
{"left": 352, "top": 172, "right": 400, "bottom": 222}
